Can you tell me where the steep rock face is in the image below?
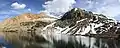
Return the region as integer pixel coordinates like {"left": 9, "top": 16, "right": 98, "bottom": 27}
{"left": 42, "top": 8, "right": 120, "bottom": 36}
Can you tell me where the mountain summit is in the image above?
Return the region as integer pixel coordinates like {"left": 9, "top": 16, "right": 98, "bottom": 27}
{"left": 47, "top": 8, "right": 120, "bottom": 35}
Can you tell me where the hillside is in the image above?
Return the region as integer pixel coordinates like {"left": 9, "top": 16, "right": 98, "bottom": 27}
{"left": 2, "top": 12, "right": 56, "bottom": 25}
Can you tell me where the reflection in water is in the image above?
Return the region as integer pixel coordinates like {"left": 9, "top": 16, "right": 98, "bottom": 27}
{"left": 0, "top": 34, "right": 120, "bottom": 48}
{"left": 0, "top": 35, "right": 12, "bottom": 48}
{"left": 42, "top": 34, "right": 120, "bottom": 48}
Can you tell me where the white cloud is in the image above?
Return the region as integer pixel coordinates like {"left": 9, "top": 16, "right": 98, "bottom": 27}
{"left": 42, "top": 0, "right": 120, "bottom": 19}
{"left": 28, "top": 8, "right": 31, "bottom": 12}
{"left": 74, "top": 0, "right": 120, "bottom": 18}
{"left": 96, "top": 5, "right": 120, "bottom": 17}
{"left": 11, "top": 2, "right": 26, "bottom": 9}
{"left": 42, "top": 0, "right": 76, "bottom": 16}
{"left": 94, "top": 0, "right": 120, "bottom": 17}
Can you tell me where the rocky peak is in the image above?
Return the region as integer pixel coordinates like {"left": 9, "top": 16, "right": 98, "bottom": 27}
{"left": 53, "top": 8, "right": 120, "bottom": 35}
{"left": 60, "top": 8, "right": 93, "bottom": 20}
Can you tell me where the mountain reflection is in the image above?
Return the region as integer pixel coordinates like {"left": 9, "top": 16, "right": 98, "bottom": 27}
{"left": 39, "top": 34, "right": 120, "bottom": 48}
{"left": 1, "top": 34, "right": 120, "bottom": 48}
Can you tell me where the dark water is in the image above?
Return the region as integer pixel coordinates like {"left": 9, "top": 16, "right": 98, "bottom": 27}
{"left": 0, "top": 35, "right": 12, "bottom": 48}
{"left": 0, "top": 34, "right": 120, "bottom": 48}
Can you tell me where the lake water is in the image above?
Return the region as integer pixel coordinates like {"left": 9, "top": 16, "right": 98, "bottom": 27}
{"left": 0, "top": 34, "right": 120, "bottom": 48}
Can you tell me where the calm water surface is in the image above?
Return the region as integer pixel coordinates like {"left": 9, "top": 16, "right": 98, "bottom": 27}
{"left": 0, "top": 34, "right": 120, "bottom": 48}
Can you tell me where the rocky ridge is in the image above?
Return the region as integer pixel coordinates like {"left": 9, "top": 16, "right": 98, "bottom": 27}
{"left": 0, "top": 8, "right": 120, "bottom": 38}
{"left": 0, "top": 12, "right": 57, "bottom": 36}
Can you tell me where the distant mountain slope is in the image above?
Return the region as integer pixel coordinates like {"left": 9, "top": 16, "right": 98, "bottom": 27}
{"left": 2, "top": 12, "right": 56, "bottom": 25}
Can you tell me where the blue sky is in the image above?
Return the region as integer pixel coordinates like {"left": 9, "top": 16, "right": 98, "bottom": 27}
{"left": 0, "top": 0, "right": 120, "bottom": 21}
{"left": 0, "top": 0, "right": 45, "bottom": 21}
